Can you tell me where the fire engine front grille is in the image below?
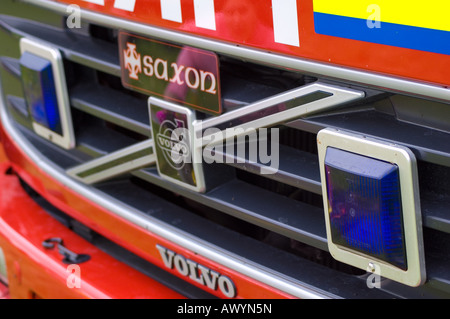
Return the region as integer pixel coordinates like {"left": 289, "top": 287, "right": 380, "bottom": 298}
{"left": 0, "top": 1, "right": 450, "bottom": 298}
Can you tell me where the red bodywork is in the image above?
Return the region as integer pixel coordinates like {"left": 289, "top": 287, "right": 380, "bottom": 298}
{"left": 57, "top": 0, "right": 449, "bottom": 87}
{"left": 1, "top": 0, "right": 448, "bottom": 299}
{"left": 0, "top": 124, "right": 294, "bottom": 298}
{"left": 0, "top": 146, "right": 185, "bottom": 298}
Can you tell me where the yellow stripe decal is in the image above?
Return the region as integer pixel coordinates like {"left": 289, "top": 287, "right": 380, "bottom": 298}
{"left": 313, "top": 0, "right": 450, "bottom": 32}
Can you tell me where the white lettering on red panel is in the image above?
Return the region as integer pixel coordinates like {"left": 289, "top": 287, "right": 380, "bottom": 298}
{"left": 271, "top": 0, "right": 300, "bottom": 47}
{"left": 83, "top": 0, "right": 104, "bottom": 5}
{"left": 113, "top": 0, "right": 136, "bottom": 12}
{"left": 193, "top": 0, "right": 216, "bottom": 30}
{"left": 83, "top": 0, "right": 299, "bottom": 46}
{"left": 160, "top": 0, "right": 183, "bottom": 23}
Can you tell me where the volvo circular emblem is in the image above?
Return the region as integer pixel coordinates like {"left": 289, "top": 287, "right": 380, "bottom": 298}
{"left": 149, "top": 98, "right": 206, "bottom": 192}
{"left": 157, "top": 118, "right": 191, "bottom": 170}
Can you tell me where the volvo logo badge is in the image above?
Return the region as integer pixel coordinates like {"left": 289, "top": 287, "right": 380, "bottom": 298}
{"left": 149, "top": 98, "right": 206, "bottom": 192}
{"left": 156, "top": 118, "right": 191, "bottom": 171}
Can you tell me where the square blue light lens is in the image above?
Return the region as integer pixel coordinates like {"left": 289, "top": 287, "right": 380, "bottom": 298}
{"left": 20, "top": 51, "right": 62, "bottom": 134}
{"left": 324, "top": 147, "right": 407, "bottom": 270}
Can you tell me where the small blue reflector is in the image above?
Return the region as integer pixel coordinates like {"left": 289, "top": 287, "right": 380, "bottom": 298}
{"left": 324, "top": 147, "right": 407, "bottom": 270}
{"left": 20, "top": 52, "right": 62, "bottom": 134}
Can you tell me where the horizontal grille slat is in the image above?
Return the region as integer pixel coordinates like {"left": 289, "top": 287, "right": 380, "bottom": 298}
{"left": 208, "top": 180, "right": 327, "bottom": 250}
{"left": 74, "top": 112, "right": 141, "bottom": 157}
{"left": 6, "top": 95, "right": 28, "bottom": 118}
{"left": 290, "top": 111, "right": 450, "bottom": 167}
{"left": 206, "top": 142, "right": 322, "bottom": 194}
{"left": 0, "top": 14, "right": 120, "bottom": 76}
{"left": 133, "top": 168, "right": 328, "bottom": 251}
{"left": 70, "top": 83, "right": 151, "bottom": 137}
{"left": 0, "top": 56, "right": 20, "bottom": 77}
{"left": 422, "top": 193, "right": 450, "bottom": 234}
{"left": 18, "top": 125, "right": 88, "bottom": 168}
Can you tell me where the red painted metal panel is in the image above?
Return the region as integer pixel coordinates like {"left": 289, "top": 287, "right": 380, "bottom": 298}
{"left": 0, "top": 127, "right": 295, "bottom": 299}
{"left": 54, "top": 0, "right": 450, "bottom": 87}
{"left": 0, "top": 162, "right": 185, "bottom": 299}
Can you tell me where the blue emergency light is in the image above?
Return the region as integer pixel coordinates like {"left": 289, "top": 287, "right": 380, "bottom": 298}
{"left": 324, "top": 147, "right": 407, "bottom": 270}
{"left": 20, "top": 51, "right": 62, "bottom": 134}
{"left": 317, "top": 128, "right": 426, "bottom": 287}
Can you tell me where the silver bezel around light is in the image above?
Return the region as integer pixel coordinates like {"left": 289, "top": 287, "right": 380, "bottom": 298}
{"left": 317, "top": 128, "right": 426, "bottom": 287}
{"left": 20, "top": 37, "right": 75, "bottom": 149}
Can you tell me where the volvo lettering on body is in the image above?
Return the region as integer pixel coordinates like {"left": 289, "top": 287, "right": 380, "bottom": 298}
{"left": 156, "top": 245, "right": 237, "bottom": 298}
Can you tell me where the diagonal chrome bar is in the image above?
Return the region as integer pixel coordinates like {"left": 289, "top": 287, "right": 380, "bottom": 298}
{"left": 193, "top": 82, "right": 365, "bottom": 147}
{"left": 71, "top": 82, "right": 363, "bottom": 185}
{"left": 67, "top": 139, "right": 155, "bottom": 184}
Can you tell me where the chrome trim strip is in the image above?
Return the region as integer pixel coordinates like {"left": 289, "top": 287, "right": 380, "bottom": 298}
{"left": 67, "top": 139, "right": 156, "bottom": 184}
{"left": 22, "top": 0, "right": 450, "bottom": 103}
{"left": 0, "top": 86, "right": 333, "bottom": 299}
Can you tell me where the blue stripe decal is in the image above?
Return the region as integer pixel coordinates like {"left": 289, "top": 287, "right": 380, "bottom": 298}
{"left": 314, "top": 12, "right": 450, "bottom": 55}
